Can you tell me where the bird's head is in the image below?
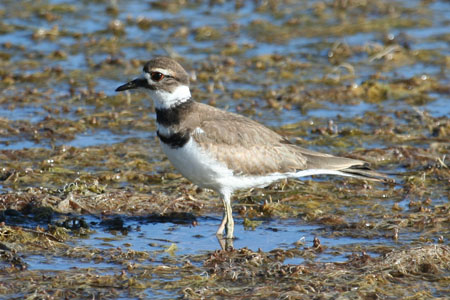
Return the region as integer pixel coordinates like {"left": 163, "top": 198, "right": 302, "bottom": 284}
{"left": 115, "top": 56, "right": 191, "bottom": 109}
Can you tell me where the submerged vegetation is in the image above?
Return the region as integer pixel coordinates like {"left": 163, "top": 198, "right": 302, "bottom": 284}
{"left": 0, "top": 0, "right": 448, "bottom": 298}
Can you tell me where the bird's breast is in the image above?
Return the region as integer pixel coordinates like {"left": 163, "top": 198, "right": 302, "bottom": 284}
{"left": 159, "top": 135, "right": 233, "bottom": 191}
{"left": 156, "top": 129, "right": 190, "bottom": 148}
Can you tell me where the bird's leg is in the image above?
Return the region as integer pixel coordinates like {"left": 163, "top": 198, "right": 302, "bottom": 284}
{"left": 224, "top": 198, "right": 234, "bottom": 239}
{"left": 216, "top": 234, "right": 234, "bottom": 250}
{"left": 216, "top": 211, "right": 227, "bottom": 236}
{"left": 216, "top": 191, "right": 234, "bottom": 239}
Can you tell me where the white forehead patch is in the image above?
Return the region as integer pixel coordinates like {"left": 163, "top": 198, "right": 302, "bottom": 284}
{"left": 143, "top": 72, "right": 151, "bottom": 84}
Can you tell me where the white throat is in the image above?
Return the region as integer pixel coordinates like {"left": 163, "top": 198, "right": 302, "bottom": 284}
{"left": 148, "top": 85, "right": 191, "bottom": 110}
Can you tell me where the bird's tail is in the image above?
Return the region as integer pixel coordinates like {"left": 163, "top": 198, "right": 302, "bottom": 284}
{"left": 338, "top": 164, "right": 393, "bottom": 182}
{"left": 298, "top": 151, "right": 393, "bottom": 183}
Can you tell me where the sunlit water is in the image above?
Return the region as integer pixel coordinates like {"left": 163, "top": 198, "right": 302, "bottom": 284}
{"left": 25, "top": 215, "right": 395, "bottom": 271}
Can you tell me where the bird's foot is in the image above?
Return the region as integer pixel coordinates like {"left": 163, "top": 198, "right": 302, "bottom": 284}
{"left": 216, "top": 234, "right": 234, "bottom": 250}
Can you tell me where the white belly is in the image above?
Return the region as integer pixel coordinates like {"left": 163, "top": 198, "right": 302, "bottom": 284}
{"left": 160, "top": 138, "right": 289, "bottom": 193}
{"left": 160, "top": 138, "right": 229, "bottom": 190}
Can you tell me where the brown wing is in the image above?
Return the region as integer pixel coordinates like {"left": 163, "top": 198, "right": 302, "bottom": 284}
{"left": 187, "top": 102, "right": 390, "bottom": 181}
{"left": 188, "top": 102, "right": 307, "bottom": 176}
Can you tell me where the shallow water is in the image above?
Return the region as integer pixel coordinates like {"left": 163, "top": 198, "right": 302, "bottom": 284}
{"left": 22, "top": 214, "right": 396, "bottom": 271}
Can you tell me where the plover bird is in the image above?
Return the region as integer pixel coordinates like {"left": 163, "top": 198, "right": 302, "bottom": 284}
{"left": 115, "top": 56, "right": 389, "bottom": 240}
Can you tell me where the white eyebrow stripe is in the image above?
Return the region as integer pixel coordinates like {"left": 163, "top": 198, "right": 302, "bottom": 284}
{"left": 142, "top": 68, "right": 173, "bottom": 84}
{"left": 148, "top": 68, "right": 172, "bottom": 76}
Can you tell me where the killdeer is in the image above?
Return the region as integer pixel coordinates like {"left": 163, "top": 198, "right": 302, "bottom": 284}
{"left": 116, "top": 56, "right": 389, "bottom": 240}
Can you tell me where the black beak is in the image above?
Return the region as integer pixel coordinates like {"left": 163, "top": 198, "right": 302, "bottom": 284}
{"left": 115, "top": 78, "right": 150, "bottom": 92}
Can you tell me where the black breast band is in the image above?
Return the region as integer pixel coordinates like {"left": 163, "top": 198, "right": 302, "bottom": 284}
{"left": 157, "top": 130, "right": 190, "bottom": 148}
{"left": 155, "top": 99, "right": 193, "bottom": 127}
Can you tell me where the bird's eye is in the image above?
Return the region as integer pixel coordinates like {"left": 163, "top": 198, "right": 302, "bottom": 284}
{"left": 150, "top": 72, "right": 164, "bottom": 82}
